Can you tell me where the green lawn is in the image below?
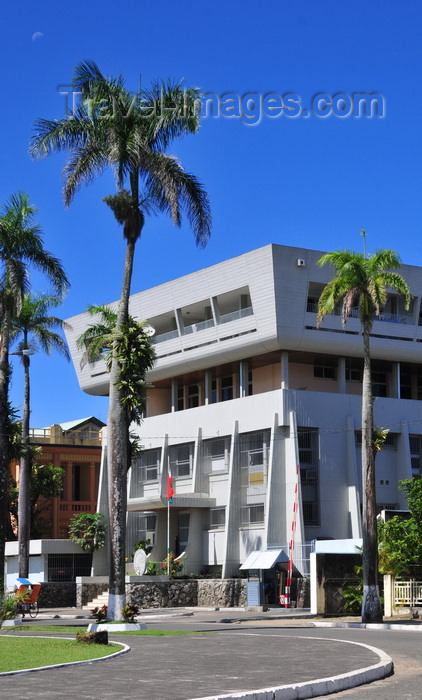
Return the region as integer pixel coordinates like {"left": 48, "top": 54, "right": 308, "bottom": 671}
{"left": 0, "top": 636, "right": 121, "bottom": 673}
{"left": 8, "top": 625, "right": 204, "bottom": 636}
{"left": 0, "top": 627, "right": 208, "bottom": 673}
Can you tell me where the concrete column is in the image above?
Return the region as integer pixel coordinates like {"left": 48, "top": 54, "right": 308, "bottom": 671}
{"left": 239, "top": 360, "right": 248, "bottom": 397}
{"left": 204, "top": 371, "right": 212, "bottom": 404}
{"left": 171, "top": 380, "right": 177, "bottom": 412}
{"left": 338, "top": 357, "right": 346, "bottom": 394}
{"left": 392, "top": 363, "right": 400, "bottom": 399}
{"left": 281, "top": 351, "right": 289, "bottom": 389}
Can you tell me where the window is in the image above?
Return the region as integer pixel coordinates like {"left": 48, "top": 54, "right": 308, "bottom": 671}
{"left": 177, "top": 511, "right": 190, "bottom": 555}
{"left": 210, "top": 507, "right": 225, "bottom": 529}
{"left": 211, "top": 380, "right": 217, "bottom": 404}
{"left": 298, "top": 428, "right": 319, "bottom": 526}
{"left": 188, "top": 384, "right": 199, "bottom": 408}
{"left": 135, "top": 449, "right": 161, "bottom": 482}
{"left": 72, "top": 463, "right": 91, "bottom": 501}
{"left": 169, "top": 443, "right": 194, "bottom": 478}
{"left": 240, "top": 430, "right": 270, "bottom": 486}
{"left": 204, "top": 437, "right": 231, "bottom": 473}
{"left": 177, "top": 386, "right": 184, "bottom": 411}
{"left": 242, "top": 504, "right": 265, "bottom": 525}
{"left": 221, "top": 376, "right": 233, "bottom": 401}
{"left": 346, "top": 367, "right": 361, "bottom": 382}
{"left": 400, "top": 374, "right": 412, "bottom": 400}
{"left": 355, "top": 431, "right": 397, "bottom": 449}
{"left": 247, "top": 370, "right": 253, "bottom": 396}
{"left": 126, "top": 511, "right": 157, "bottom": 557}
{"left": 314, "top": 362, "right": 336, "bottom": 380}
{"left": 372, "top": 372, "right": 387, "bottom": 397}
{"left": 48, "top": 553, "right": 92, "bottom": 581}
{"left": 409, "top": 435, "right": 422, "bottom": 476}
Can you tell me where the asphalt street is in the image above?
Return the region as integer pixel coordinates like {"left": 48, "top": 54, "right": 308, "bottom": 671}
{"left": 1, "top": 609, "right": 421, "bottom": 699}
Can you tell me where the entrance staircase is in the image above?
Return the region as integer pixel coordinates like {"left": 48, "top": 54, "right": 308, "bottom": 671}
{"left": 82, "top": 590, "right": 109, "bottom": 611}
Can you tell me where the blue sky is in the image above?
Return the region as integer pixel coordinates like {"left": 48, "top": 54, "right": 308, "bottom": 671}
{"left": 2, "top": 0, "right": 422, "bottom": 427}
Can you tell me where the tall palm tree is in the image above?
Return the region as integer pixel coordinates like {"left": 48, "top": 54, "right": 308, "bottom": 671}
{"left": 30, "top": 63, "right": 211, "bottom": 618}
{"left": 11, "top": 293, "right": 70, "bottom": 577}
{"left": 317, "top": 247, "right": 410, "bottom": 623}
{"left": 0, "top": 193, "right": 69, "bottom": 583}
{"left": 77, "top": 304, "right": 155, "bottom": 461}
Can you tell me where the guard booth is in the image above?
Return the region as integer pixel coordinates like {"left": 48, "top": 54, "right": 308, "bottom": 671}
{"left": 240, "top": 549, "right": 289, "bottom": 607}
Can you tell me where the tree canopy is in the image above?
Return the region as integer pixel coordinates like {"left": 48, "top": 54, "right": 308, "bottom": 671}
{"left": 378, "top": 478, "right": 422, "bottom": 579}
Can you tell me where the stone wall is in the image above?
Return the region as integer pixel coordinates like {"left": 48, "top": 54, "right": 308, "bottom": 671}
{"left": 128, "top": 580, "right": 197, "bottom": 608}
{"left": 197, "top": 579, "right": 246, "bottom": 607}
{"left": 128, "top": 579, "right": 247, "bottom": 608}
{"left": 41, "top": 578, "right": 247, "bottom": 610}
{"left": 38, "top": 582, "right": 76, "bottom": 608}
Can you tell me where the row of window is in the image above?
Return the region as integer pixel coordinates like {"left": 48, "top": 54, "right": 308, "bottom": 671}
{"left": 176, "top": 371, "right": 253, "bottom": 411}
{"left": 149, "top": 287, "right": 253, "bottom": 344}
{"left": 314, "top": 362, "right": 422, "bottom": 399}
{"left": 307, "top": 286, "right": 415, "bottom": 325}
{"left": 133, "top": 437, "right": 232, "bottom": 485}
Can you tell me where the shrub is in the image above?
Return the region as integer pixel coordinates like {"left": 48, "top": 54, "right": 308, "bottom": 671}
{"left": 76, "top": 630, "right": 108, "bottom": 644}
{"left": 121, "top": 604, "right": 139, "bottom": 622}
{"left": 91, "top": 605, "right": 108, "bottom": 622}
{"left": 160, "top": 552, "right": 186, "bottom": 578}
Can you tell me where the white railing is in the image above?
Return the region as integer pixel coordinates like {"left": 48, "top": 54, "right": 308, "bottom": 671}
{"left": 394, "top": 579, "right": 422, "bottom": 606}
{"left": 219, "top": 306, "right": 253, "bottom": 324}
{"left": 182, "top": 318, "right": 215, "bottom": 335}
{"left": 306, "top": 301, "right": 413, "bottom": 325}
{"left": 154, "top": 329, "right": 179, "bottom": 344}
{"left": 29, "top": 428, "right": 50, "bottom": 439}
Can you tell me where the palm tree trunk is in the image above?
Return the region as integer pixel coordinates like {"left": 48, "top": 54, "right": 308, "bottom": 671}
{"left": 0, "top": 311, "right": 11, "bottom": 586}
{"left": 18, "top": 353, "right": 31, "bottom": 578}
{"left": 106, "top": 236, "right": 135, "bottom": 620}
{"left": 361, "top": 327, "right": 382, "bottom": 622}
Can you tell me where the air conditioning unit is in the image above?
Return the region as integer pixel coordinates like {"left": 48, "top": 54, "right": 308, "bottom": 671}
{"left": 297, "top": 258, "right": 305, "bottom": 267}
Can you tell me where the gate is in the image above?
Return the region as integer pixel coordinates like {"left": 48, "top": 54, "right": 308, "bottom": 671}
{"left": 324, "top": 577, "right": 361, "bottom": 615}
{"left": 394, "top": 580, "right": 422, "bottom": 607}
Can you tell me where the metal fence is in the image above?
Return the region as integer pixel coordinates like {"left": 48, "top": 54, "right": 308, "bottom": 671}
{"left": 47, "top": 553, "right": 92, "bottom": 582}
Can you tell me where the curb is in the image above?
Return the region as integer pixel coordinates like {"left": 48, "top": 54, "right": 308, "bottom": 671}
{"left": 196, "top": 636, "right": 393, "bottom": 700}
{"left": 313, "top": 620, "right": 422, "bottom": 632}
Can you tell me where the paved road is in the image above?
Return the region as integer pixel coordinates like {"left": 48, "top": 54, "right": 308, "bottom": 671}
{"left": 1, "top": 610, "right": 421, "bottom": 699}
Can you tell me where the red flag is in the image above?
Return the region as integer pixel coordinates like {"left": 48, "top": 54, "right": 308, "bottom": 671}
{"left": 167, "top": 465, "right": 174, "bottom": 502}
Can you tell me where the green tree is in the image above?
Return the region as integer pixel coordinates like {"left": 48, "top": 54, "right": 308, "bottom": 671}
{"left": 378, "top": 477, "right": 422, "bottom": 579}
{"left": 77, "top": 305, "right": 156, "bottom": 464}
{"left": 68, "top": 513, "right": 107, "bottom": 555}
{"left": 9, "top": 460, "right": 65, "bottom": 538}
{"left": 317, "top": 246, "right": 410, "bottom": 622}
{"left": 31, "top": 62, "right": 211, "bottom": 619}
{"left": 0, "top": 193, "right": 69, "bottom": 583}
{"left": 11, "top": 293, "right": 69, "bottom": 577}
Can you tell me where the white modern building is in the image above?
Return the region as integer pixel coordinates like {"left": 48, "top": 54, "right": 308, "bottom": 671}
{"left": 65, "top": 243, "right": 422, "bottom": 580}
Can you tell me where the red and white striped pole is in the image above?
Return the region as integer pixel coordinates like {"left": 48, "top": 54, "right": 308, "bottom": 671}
{"left": 284, "top": 467, "right": 299, "bottom": 608}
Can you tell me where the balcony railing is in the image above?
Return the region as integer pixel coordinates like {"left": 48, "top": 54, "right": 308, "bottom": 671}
{"left": 219, "top": 306, "right": 253, "bottom": 324}
{"left": 154, "top": 329, "right": 179, "bottom": 344}
{"left": 182, "top": 318, "right": 215, "bottom": 335}
{"left": 307, "top": 301, "right": 413, "bottom": 325}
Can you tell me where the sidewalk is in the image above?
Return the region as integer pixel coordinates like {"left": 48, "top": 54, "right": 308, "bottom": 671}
{"left": 0, "top": 607, "right": 398, "bottom": 699}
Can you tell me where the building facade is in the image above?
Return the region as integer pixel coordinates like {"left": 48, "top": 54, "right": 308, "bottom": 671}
{"left": 10, "top": 417, "right": 104, "bottom": 539}
{"left": 65, "top": 244, "right": 422, "bottom": 577}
